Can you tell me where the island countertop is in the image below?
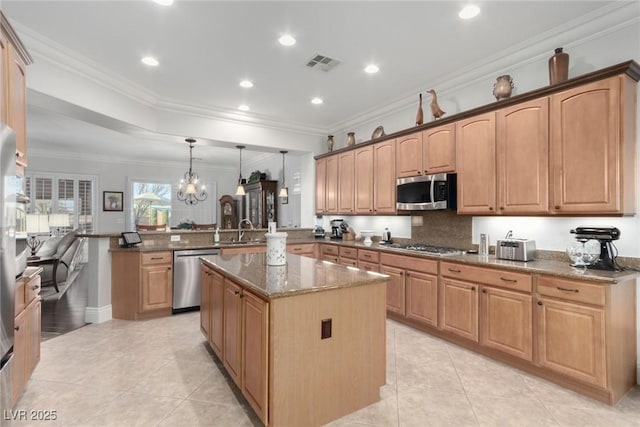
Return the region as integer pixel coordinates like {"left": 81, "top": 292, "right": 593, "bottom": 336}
{"left": 200, "top": 253, "right": 389, "bottom": 299}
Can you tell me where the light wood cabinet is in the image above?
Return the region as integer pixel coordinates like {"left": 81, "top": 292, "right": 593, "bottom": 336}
{"left": 286, "top": 243, "right": 316, "bottom": 258}
{"left": 140, "top": 253, "right": 173, "bottom": 312}
{"left": 373, "top": 139, "right": 396, "bottom": 214}
{"left": 242, "top": 290, "right": 269, "bottom": 423}
{"left": 200, "top": 265, "right": 211, "bottom": 338}
{"left": 379, "top": 265, "right": 404, "bottom": 315}
{"left": 319, "top": 244, "right": 339, "bottom": 263}
{"left": 223, "top": 279, "right": 243, "bottom": 386}
{"left": 496, "top": 97, "right": 549, "bottom": 214}
{"left": 456, "top": 112, "right": 496, "bottom": 214}
{"left": 210, "top": 269, "right": 224, "bottom": 358}
{"left": 315, "top": 158, "right": 326, "bottom": 214}
{"left": 439, "top": 277, "right": 479, "bottom": 342}
{"left": 220, "top": 245, "right": 266, "bottom": 255}
{"left": 325, "top": 155, "right": 339, "bottom": 214}
{"left": 480, "top": 286, "right": 532, "bottom": 361}
{"left": 354, "top": 146, "right": 374, "bottom": 214}
{"left": 337, "top": 151, "right": 355, "bottom": 214}
{"left": 405, "top": 270, "right": 438, "bottom": 327}
{"left": 396, "top": 131, "right": 423, "bottom": 178}
{"left": 111, "top": 251, "right": 173, "bottom": 319}
{"left": 423, "top": 123, "right": 456, "bottom": 174}
{"left": 13, "top": 273, "right": 41, "bottom": 405}
{"left": 550, "top": 75, "right": 636, "bottom": 214}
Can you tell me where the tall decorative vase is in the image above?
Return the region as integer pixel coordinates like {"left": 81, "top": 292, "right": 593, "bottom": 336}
{"left": 548, "top": 47, "right": 569, "bottom": 85}
{"left": 327, "top": 135, "right": 334, "bottom": 152}
{"left": 416, "top": 93, "right": 424, "bottom": 126}
{"left": 346, "top": 132, "right": 355, "bottom": 146}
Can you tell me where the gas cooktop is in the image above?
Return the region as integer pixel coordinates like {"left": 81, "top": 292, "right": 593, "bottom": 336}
{"left": 388, "top": 243, "right": 465, "bottom": 256}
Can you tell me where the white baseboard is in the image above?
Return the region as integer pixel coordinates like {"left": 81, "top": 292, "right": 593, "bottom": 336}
{"left": 85, "top": 305, "right": 112, "bottom": 324}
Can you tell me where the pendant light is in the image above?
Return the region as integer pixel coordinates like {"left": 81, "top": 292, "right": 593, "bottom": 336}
{"left": 278, "top": 150, "right": 288, "bottom": 199}
{"left": 177, "top": 138, "right": 207, "bottom": 205}
{"left": 236, "top": 145, "right": 246, "bottom": 196}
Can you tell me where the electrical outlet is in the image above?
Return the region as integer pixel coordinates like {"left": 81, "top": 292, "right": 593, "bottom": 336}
{"left": 171, "top": 235, "right": 181, "bottom": 242}
{"left": 321, "top": 318, "right": 332, "bottom": 339}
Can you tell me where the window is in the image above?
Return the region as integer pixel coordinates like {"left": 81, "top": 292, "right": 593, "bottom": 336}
{"left": 24, "top": 174, "right": 96, "bottom": 233}
{"left": 132, "top": 182, "right": 172, "bottom": 227}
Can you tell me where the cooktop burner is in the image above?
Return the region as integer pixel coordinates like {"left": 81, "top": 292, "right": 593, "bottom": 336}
{"left": 390, "top": 243, "right": 465, "bottom": 256}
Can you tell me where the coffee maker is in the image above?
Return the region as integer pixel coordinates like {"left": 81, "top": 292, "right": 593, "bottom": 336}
{"left": 330, "top": 219, "right": 347, "bottom": 239}
{"left": 570, "top": 226, "right": 622, "bottom": 271}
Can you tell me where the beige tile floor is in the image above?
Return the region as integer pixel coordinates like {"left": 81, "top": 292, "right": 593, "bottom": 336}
{"left": 9, "top": 312, "right": 640, "bottom": 427}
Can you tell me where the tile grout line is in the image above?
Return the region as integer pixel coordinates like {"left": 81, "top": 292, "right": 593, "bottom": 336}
{"left": 446, "top": 344, "right": 481, "bottom": 426}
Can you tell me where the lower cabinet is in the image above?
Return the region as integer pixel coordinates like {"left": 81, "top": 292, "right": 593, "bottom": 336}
{"left": 223, "top": 279, "right": 243, "bottom": 386}
{"left": 319, "top": 244, "right": 339, "bottom": 263}
{"left": 200, "top": 265, "right": 211, "bottom": 337}
{"left": 439, "top": 277, "right": 479, "bottom": 342}
{"left": 379, "top": 265, "right": 404, "bottom": 315}
{"left": 286, "top": 243, "right": 316, "bottom": 258}
{"left": 405, "top": 271, "right": 438, "bottom": 328}
{"left": 13, "top": 274, "right": 41, "bottom": 406}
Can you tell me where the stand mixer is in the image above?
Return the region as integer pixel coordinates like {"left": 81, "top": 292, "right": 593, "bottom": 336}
{"left": 569, "top": 226, "right": 622, "bottom": 271}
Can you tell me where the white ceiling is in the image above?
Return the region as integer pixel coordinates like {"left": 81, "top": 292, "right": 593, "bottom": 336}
{"left": 2, "top": 0, "right": 621, "bottom": 166}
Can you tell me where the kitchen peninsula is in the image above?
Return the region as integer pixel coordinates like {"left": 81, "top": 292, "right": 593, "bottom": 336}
{"left": 199, "top": 252, "right": 389, "bottom": 427}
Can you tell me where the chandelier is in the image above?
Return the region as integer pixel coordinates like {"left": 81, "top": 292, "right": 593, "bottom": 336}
{"left": 177, "top": 138, "right": 207, "bottom": 205}
{"left": 279, "top": 150, "right": 288, "bottom": 199}
{"left": 236, "top": 145, "right": 246, "bottom": 196}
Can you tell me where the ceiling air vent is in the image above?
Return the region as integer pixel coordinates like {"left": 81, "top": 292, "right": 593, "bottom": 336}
{"left": 305, "top": 54, "right": 341, "bottom": 72}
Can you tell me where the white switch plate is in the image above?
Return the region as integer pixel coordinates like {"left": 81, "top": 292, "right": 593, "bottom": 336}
{"left": 171, "top": 235, "right": 180, "bottom": 242}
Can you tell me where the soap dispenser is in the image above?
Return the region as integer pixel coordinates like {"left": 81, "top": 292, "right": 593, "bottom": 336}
{"left": 214, "top": 227, "right": 220, "bottom": 244}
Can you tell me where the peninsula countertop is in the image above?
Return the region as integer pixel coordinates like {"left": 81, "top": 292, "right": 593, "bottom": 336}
{"left": 200, "top": 253, "right": 389, "bottom": 299}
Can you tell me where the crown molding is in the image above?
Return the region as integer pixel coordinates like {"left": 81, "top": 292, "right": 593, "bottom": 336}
{"left": 329, "top": 1, "right": 639, "bottom": 134}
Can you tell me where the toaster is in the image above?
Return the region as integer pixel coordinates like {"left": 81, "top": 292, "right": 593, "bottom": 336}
{"left": 496, "top": 238, "right": 536, "bottom": 262}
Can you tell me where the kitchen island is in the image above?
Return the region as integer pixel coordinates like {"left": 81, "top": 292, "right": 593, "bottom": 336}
{"left": 199, "top": 253, "right": 389, "bottom": 427}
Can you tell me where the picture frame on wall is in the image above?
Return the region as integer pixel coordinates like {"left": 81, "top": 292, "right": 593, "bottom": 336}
{"left": 103, "top": 191, "right": 123, "bottom": 211}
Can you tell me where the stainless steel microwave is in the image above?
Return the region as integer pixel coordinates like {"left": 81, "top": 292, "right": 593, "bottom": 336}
{"left": 396, "top": 173, "right": 457, "bottom": 211}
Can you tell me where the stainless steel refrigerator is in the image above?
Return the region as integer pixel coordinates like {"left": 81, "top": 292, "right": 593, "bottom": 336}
{"left": 0, "top": 122, "right": 17, "bottom": 418}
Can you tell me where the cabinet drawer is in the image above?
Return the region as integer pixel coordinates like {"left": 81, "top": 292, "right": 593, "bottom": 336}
{"left": 339, "top": 258, "right": 358, "bottom": 267}
{"left": 141, "top": 252, "right": 172, "bottom": 265}
{"left": 15, "top": 279, "right": 25, "bottom": 314}
{"left": 536, "top": 276, "right": 605, "bottom": 306}
{"left": 380, "top": 252, "right": 437, "bottom": 275}
{"left": 25, "top": 275, "right": 41, "bottom": 305}
{"left": 339, "top": 247, "right": 358, "bottom": 259}
{"left": 321, "top": 244, "right": 339, "bottom": 256}
{"left": 358, "top": 249, "right": 379, "bottom": 263}
{"left": 440, "top": 262, "right": 531, "bottom": 293}
{"left": 357, "top": 261, "right": 379, "bottom": 272}
{"left": 287, "top": 244, "right": 315, "bottom": 255}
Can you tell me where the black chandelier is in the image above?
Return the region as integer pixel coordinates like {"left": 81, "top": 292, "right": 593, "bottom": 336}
{"left": 177, "top": 138, "right": 207, "bottom": 205}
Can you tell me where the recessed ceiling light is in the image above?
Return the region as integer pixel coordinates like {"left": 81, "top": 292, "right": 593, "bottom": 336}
{"left": 278, "top": 34, "right": 296, "bottom": 46}
{"left": 459, "top": 4, "right": 480, "bottom": 19}
{"left": 153, "top": 0, "right": 174, "bottom": 5}
{"left": 141, "top": 56, "right": 159, "bottom": 66}
{"left": 311, "top": 97, "right": 323, "bottom": 105}
{"left": 364, "top": 64, "right": 379, "bottom": 74}
{"left": 238, "top": 105, "right": 250, "bottom": 111}
{"left": 239, "top": 80, "right": 254, "bottom": 88}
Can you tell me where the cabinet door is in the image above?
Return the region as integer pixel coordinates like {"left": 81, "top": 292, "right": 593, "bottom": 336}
{"left": 423, "top": 123, "right": 456, "bottom": 174}
{"left": 12, "top": 310, "right": 26, "bottom": 405}
{"left": 242, "top": 291, "right": 269, "bottom": 425}
{"left": 396, "top": 131, "right": 423, "bottom": 178}
{"left": 0, "top": 33, "right": 7, "bottom": 123}
{"left": 140, "top": 264, "right": 172, "bottom": 311}
{"left": 210, "top": 270, "right": 224, "bottom": 358}
{"left": 550, "top": 77, "right": 623, "bottom": 214}
{"left": 200, "top": 265, "right": 211, "bottom": 338}
{"left": 338, "top": 151, "right": 355, "bottom": 214}
{"left": 373, "top": 139, "right": 396, "bottom": 214}
{"left": 439, "top": 278, "right": 478, "bottom": 342}
{"left": 497, "top": 98, "right": 549, "bottom": 214}
{"left": 405, "top": 271, "right": 438, "bottom": 327}
{"left": 536, "top": 297, "right": 606, "bottom": 387}
{"left": 247, "top": 189, "right": 261, "bottom": 227}
{"left": 223, "top": 279, "right": 243, "bottom": 386}
{"left": 481, "top": 286, "right": 532, "bottom": 361}
{"left": 325, "top": 155, "right": 339, "bottom": 214}
{"left": 26, "top": 299, "right": 41, "bottom": 377}
{"left": 456, "top": 112, "right": 496, "bottom": 214}
{"left": 315, "top": 158, "right": 326, "bottom": 214}
{"left": 380, "top": 265, "right": 405, "bottom": 315}
{"left": 354, "top": 146, "right": 374, "bottom": 214}
{"left": 8, "top": 45, "right": 27, "bottom": 167}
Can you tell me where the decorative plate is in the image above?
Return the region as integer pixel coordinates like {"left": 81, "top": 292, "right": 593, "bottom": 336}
{"left": 371, "top": 126, "right": 385, "bottom": 139}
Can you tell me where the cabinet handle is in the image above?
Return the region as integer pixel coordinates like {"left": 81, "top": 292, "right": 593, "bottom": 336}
{"left": 364, "top": 254, "right": 371, "bottom": 259}
{"left": 14, "top": 326, "right": 19, "bottom": 331}
{"left": 406, "top": 272, "right": 411, "bottom": 277}
{"left": 417, "top": 171, "right": 422, "bottom": 175}
{"left": 150, "top": 257, "right": 163, "bottom": 260}
{"left": 167, "top": 267, "right": 172, "bottom": 270}
{"left": 557, "top": 286, "right": 579, "bottom": 293}
{"left": 424, "top": 170, "right": 428, "bottom": 175}
{"left": 482, "top": 289, "right": 487, "bottom": 294}
{"left": 500, "top": 206, "right": 505, "bottom": 210}
{"left": 488, "top": 207, "right": 494, "bottom": 211}
{"left": 554, "top": 205, "right": 560, "bottom": 210}
{"left": 31, "top": 285, "right": 39, "bottom": 290}
{"left": 448, "top": 268, "right": 461, "bottom": 273}
{"left": 537, "top": 301, "right": 543, "bottom": 306}
{"left": 471, "top": 286, "right": 476, "bottom": 291}
{"left": 234, "top": 290, "right": 241, "bottom": 296}
{"left": 500, "top": 277, "right": 517, "bottom": 283}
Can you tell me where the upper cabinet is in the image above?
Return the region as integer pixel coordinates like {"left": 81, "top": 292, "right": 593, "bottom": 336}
{"left": 354, "top": 145, "right": 374, "bottom": 214}
{"left": 315, "top": 158, "right": 327, "bottom": 214}
{"left": 396, "top": 126, "right": 456, "bottom": 178}
{"left": 373, "top": 139, "right": 396, "bottom": 214}
{"left": 1, "top": 13, "right": 32, "bottom": 174}
{"left": 337, "top": 151, "right": 355, "bottom": 214}
{"left": 550, "top": 76, "right": 636, "bottom": 215}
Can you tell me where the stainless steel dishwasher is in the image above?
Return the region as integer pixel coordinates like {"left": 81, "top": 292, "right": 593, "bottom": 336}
{"left": 173, "top": 249, "right": 219, "bottom": 313}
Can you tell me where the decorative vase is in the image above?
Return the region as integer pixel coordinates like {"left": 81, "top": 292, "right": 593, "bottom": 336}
{"left": 493, "top": 75, "right": 514, "bottom": 101}
{"left": 548, "top": 47, "right": 569, "bottom": 85}
{"left": 416, "top": 93, "right": 424, "bottom": 126}
{"left": 327, "top": 135, "right": 334, "bottom": 152}
{"left": 346, "top": 132, "right": 355, "bottom": 146}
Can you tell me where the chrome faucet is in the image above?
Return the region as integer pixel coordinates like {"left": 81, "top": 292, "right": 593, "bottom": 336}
{"left": 238, "top": 218, "right": 254, "bottom": 242}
